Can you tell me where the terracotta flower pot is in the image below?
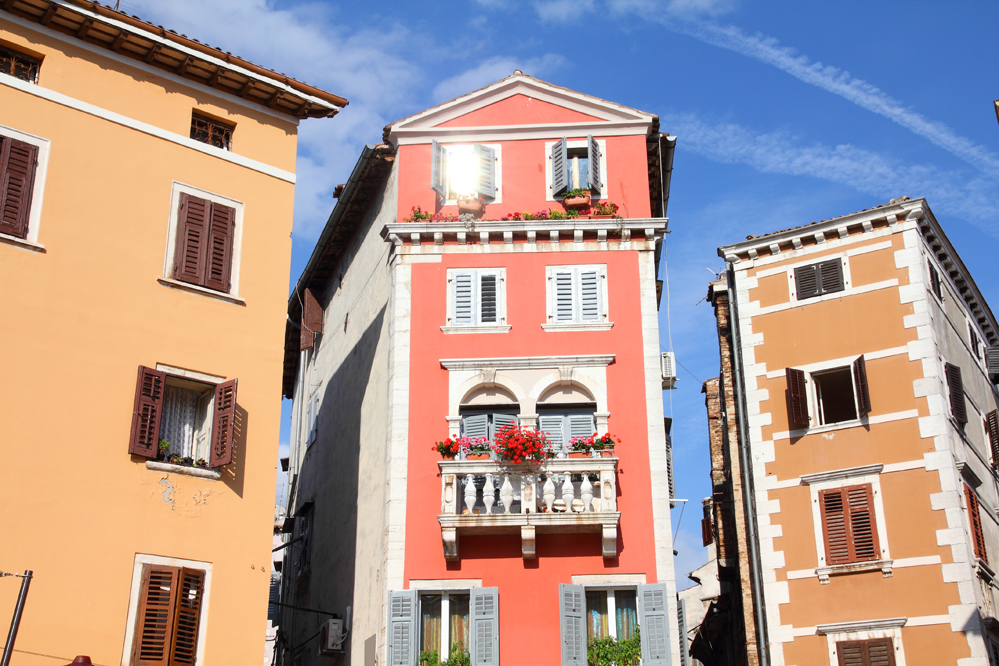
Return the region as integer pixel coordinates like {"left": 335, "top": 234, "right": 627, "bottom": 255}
{"left": 563, "top": 194, "right": 591, "bottom": 209}
{"left": 466, "top": 452, "right": 490, "bottom": 461}
{"left": 568, "top": 450, "right": 591, "bottom": 459}
{"left": 441, "top": 453, "right": 456, "bottom": 460}
{"left": 599, "top": 449, "right": 616, "bottom": 458}
{"left": 457, "top": 199, "right": 485, "bottom": 217}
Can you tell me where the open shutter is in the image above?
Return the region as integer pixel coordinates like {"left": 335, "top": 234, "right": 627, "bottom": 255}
{"left": 479, "top": 274, "right": 498, "bottom": 324}
{"left": 554, "top": 271, "right": 574, "bottom": 322}
{"left": 567, "top": 414, "right": 595, "bottom": 441}
{"left": 820, "top": 488, "right": 851, "bottom": 565}
{"left": 431, "top": 139, "right": 448, "bottom": 201}
{"left": 203, "top": 202, "right": 234, "bottom": 292}
{"left": 580, "top": 271, "right": 600, "bottom": 321}
{"left": 300, "top": 287, "right": 323, "bottom": 351}
{"left": 0, "top": 136, "right": 38, "bottom": 240}
{"left": 539, "top": 415, "right": 565, "bottom": 448}
{"left": 794, "top": 264, "right": 820, "bottom": 300}
{"left": 853, "top": 355, "right": 872, "bottom": 416}
{"left": 129, "top": 366, "right": 166, "bottom": 458}
{"left": 966, "top": 485, "right": 988, "bottom": 564}
{"left": 210, "top": 379, "right": 237, "bottom": 467}
{"left": 928, "top": 260, "right": 943, "bottom": 300}
{"left": 847, "top": 485, "right": 879, "bottom": 562}
{"left": 172, "top": 194, "right": 208, "bottom": 286}
{"left": 987, "top": 410, "right": 999, "bottom": 469}
{"left": 819, "top": 259, "right": 845, "bottom": 294}
{"left": 945, "top": 362, "right": 968, "bottom": 426}
{"left": 638, "top": 583, "right": 672, "bottom": 666}
{"left": 558, "top": 584, "right": 586, "bottom": 666}
{"left": 388, "top": 590, "right": 418, "bottom": 666}
{"left": 469, "top": 587, "right": 499, "bottom": 666}
{"left": 462, "top": 414, "right": 489, "bottom": 440}
{"left": 474, "top": 144, "right": 496, "bottom": 199}
{"left": 986, "top": 348, "right": 999, "bottom": 377}
{"left": 169, "top": 568, "right": 205, "bottom": 666}
{"left": 785, "top": 368, "right": 809, "bottom": 426}
{"left": 551, "top": 137, "right": 568, "bottom": 196}
{"left": 587, "top": 135, "right": 601, "bottom": 194}
{"left": 453, "top": 272, "right": 474, "bottom": 325}
{"left": 492, "top": 413, "right": 518, "bottom": 439}
{"left": 132, "top": 566, "right": 180, "bottom": 666}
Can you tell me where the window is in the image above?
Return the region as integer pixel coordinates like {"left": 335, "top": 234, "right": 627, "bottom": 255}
{"left": 970, "top": 322, "right": 982, "bottom": 360}
{"left": 966, "top": 484, "right": 988, "bottom": 564}
{"left": 0, "top": 45, "right": 40, "bottom": 84}
{"left": 299, "top": 288, "right": 324, "bottom": 350}
{"left": 190, "top": 112, "right": 233, "bottom": 151}
{"left": 306, "top": 390, "right": 320, "bottom": 447}
{"left": 785, "top": 356, "right": 871, "bottom": 427}
{"left": 819, "top": 485, "right": 879, "bottom": 565}
{"left": 420, "top": 592, "right": 470, "bottom": 660}
{"left": 546, "top": 265, "right": 609, "bottom": 327}
{"left": 389, "top": 588, "right": 498, "bottom": 666}
{"left": 127, "top": 366, "right": 237, "bottom": 468}
{"left": 945, "top": 362, "right": 968, "bottom": 428}
{"left": 928, "top": 259, "right": 943, "bottom": 300}
{"left": 835, "top": 638, "right": 896, "bottom": 666}
{"left": 130, "top": 564, "right": 206, "bottom": 666}
{"left": 431, "top": 140, "right": 500, "bottom": 203}
{"left": 460, "top": 409, "right": 518, "bottom": 441}
{"left": 584, "top": 589, "right": 638, "bottom": 643}
{"left": 560, "top": 583, "right": 668, "bottom": 666}
{"left": 550, "top": 136, "right": 602, "bottom": 197}
{"left": 0, "top": 132, "right": 39, "bottom": 241}
{"left": 446, "top": 269, "right": 507, "bottom": 330}
{"left": 538, "top": 409, "right": 596, "bottom": 452}
{"left": 170, "top": 192, "right": 236, "bottom": 293}
{"left": 793, "top": 258, "right": 845, "bottom": 300}
{"left": 987, "top": 410, "right": 999, "bottom": 470}
{"left": 294, "top": 504, "right": 313, "bottom": 579}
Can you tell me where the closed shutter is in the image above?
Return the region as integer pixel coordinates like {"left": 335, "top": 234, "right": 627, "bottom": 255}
{"left": 132, "top": 566, "right": 180, "bottom": 666}
{"left": 580, "top": 271, "right": 600, "bottom": 321}
{"left": 676, "top": 597, "right": 690, "bottom": 666}
{"left": 173, "top": 194, "right": 208, "bottom": 286}
{"left": 453, "top": 273, "right": 474, "bottom": 325}
{"left": 785, "top": 368, "right": 809, "bottom": 426}
{"left": 837, "top": 638, "right": 896, "bottom": 666}
{"left": 469, "top": 587, "right": 499, "bottom": 666}
{"left": 0, "top": 136, "right": 38, "bottom": 239}
{"left": 701, "top": 516, "right": 713, "bottom": 547}
{"left": 300, "top": 287, "right": 323, "bottom": 351}
{"left": 587, "top": 135, "right": 601, "bottom": 193}
{"left": 819, "top": 259, "right": 845, "bottom": 294}
{"left": 551, "top": 137, "right": 568, "bottom": 196}
{"left": 129, "top": 366, "right": 166, "bottom": 458}
{"left": 539, "top": 415, "right": 565, "bottom": 448}
{"left": 966, "top": 484, "right": 988, "bottom": 564}
{"left": 462, "top": 414, "right": 489, "bottom": 440}
{"left": 169, "top": 568, "right": 205, "bottom": 665}
{"left": 267, "top": 573, "right": 280, "bottom": 623}
{"left": 794, "top": 264, "right": 820, "bottom": 300}
{"left": 820, "top": 488, "right": 850, "bottom": 565}
{"left": 474, "top": 144, "right": 496, "bottom": 199}
{"left": 210, "top": 378, "right": 237, "bottom": 467}
{"left": 204, "top": 202, "right": 235, "bottom": 293}
{"left": 986, "top": 410, "right": 999, "bottom": 469}
{"left": 492, "top": 413, "right": 518, "bottom": 439}
{"left": 554, "top": 271, "right": 574, "bottom": 322}
{"left": 431, "top": 139, "right": 448, "bottom": 201}
{"left": 821, "top": 485, "right": 879, "bottom": 565}
{"left": 479, "top": 274, "right": 498, "bottom": 324}
{"left": 853, "top": 355, "right": 872, "bottom": 416}
{"left": 945, "top": 362, "right": 968, "bottom": 426}
{"left": 558, "top": 584, "right": 586, "bottom": 666}
{"left": 848, "top": 485, "right": 879, "bottom": 562}
{"left": 388, "top": 590, "right": 418, "bottom": 666}
{"left": 986, "top": 348, "right": 999, "bottom": 377}
{"left": 567, "top": 414, "right": 595, "bottom": 441}
{"left": 638, "top": 583, "right": 671, "bottom": 666}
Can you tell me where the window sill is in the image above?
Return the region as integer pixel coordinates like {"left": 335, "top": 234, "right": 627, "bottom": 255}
{"left": 441, "top": 325, "right": 512, "bottom": 334}
{"left": 158, "top": 277, "right": 245, "bottom": 305}
{"left": 542, "top": 322, "right": 614, "bottom": 332}
{"left": 797, "top": 418, "right": 867, "bottom": 436}
{"left": 0, "top": 232, "right": 44, "bottom": 253}
{"left": 816, "top": 559, "right": 892, "bottom": 584}
{"left": 146, "top": 460, "right": 221, "bottom": 480}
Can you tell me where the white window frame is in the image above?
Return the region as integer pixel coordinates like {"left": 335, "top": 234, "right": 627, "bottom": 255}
{"left": 822, "top": 626, "right": 906, "bottom": 666}
{"left": 306, "top": 388, "right": 320, "bottom": 447}
{"left": 413, "top": 587, "right": 475, "bottom": 660}
{"left": 544, "top": 138, "right": 607, "bottom": 201}
{"left": 441, "top": 143, "right": 503, "bottom": 205}
{"left": 578, "top": 585, "right": 639, "bottom": 641}
{"left": 544, "top": 264, "right": 612, "bottom": 331}
{"left": 121, "top": 553, "right": 213, "bottom": 666}
{"left": 790, "top": 356, "right": 867, "bottom": 434}
{"left": 786, "top": 255, "right": 852, "bottom": 303}
{"left": 443, "top": 267, "right": 510, "bottom": 334}
{"left": 0, "top": 123, "right": 50, "bottom": 251}
{"left": 161, "top": 181, "right": 245, "bottom": 299}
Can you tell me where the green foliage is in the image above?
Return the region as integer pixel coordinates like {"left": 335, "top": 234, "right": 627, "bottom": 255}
{"left": 587, "top": 627, "right": 641, "bottom": 666}
{"left": 420, "top": 643, "right": 470, "bottom": 666}
{"left": 549, "top": 209, "right": 567, "bottom": 220}
{"left": 158, "top": 438, "right": 171, "bottom": 452}
{"left": 563, "top": 187, "right": 590, "bottom": 199}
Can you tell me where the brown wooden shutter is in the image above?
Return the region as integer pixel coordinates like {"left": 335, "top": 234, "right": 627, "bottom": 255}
{"left": 837, "top": 640, "right": 863, "bottom": 666}
{"left": 987, "top": 410, "right": 999, "bottom": 469}
{"left": 853, "top": 355, "right": 872, "bottom": 416}
{"left": 928, "top": 260, "right": 943, "bottom": 300}
{"left": 173, "top": 193, "right": 208, "bottom": 286}
{"left": 821, "top": 484, "right": 879, "bottom": 565}
{"left": 945, "top": 362, "right": 967, "bottom": 426}
{"left": 821, "top": 488, "right": 851, "bottom": 565}
{"left": 169, "top": 568, "right": 205, "bottom": 665}
{"left": 203, "top": 202, "right": 234, "bottom": 293}
{"left": 210, "top": 378, "right": 237, "bottom": 467}
{"left": 965, "top": 484, "right": 988, "bottom": 564}
{"left": 299, "top": 288, "right": 323, "bottom": 351}
{"left": 132, "top": 565, "right": 180, "bottom": 666}
{"left": 786, "top": 367, "right": 809, "bottom": 425}
{"left": 837, "top": 639, "right": 895, "bottom": 666}
{"left": 129, "top": 366, "right": 166, "bottom": 458}
{"left": 0, "top": 136, "right": 38, "bottom": 240}
{"left": 847, "top": 485, "right": 879, "bottom": 562}
{"left": 818, "top": 259, "right": 845, "bottom": 294}
{"left": 794, "top": 265, "right": 820, "bottom": 300}
{"left": 701, "top": 516, "right": 713, "bottom": 547}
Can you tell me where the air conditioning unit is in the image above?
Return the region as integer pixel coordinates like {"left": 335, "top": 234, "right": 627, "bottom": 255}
{"left": 319, "top": 618, "right": 345, "bottom": 654}
{"left": 661, "top": 352, "right": 677, "bottom": 390}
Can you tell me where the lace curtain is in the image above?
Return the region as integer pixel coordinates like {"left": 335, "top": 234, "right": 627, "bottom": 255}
{"left": 159, "top": 385, "right": 198, "bottom": 458}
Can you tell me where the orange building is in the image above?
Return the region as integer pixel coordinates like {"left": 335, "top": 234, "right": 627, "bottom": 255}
{"left": 0, "top": 2, "right": 344, "bottom": 664}
{"left": 697, "top": 198, "right": 999, "bottom": 665}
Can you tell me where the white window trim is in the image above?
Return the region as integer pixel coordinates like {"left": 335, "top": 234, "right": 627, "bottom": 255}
{"left": 162, "top": 181, "right": 245, "bottom": 297}
{"left": 306, "top": 390, "right": 320, "bottom": 447}
{"left": 544, "top": 264, "right": 611, "bottom": 330}
{"left": 822, "top": 624, "right": 906, "bottom": 666}
{"left": 0, "top": 123, "right": 50, "bottom": 249}
{"left": 441, "top": 143, "right": 502, "bottom": 205}
{"left": 788, "top": 356, "right": 866, "bottom": 431}
{"left": 415, "top": 587, "right": 473, "bottom": 659}
{"left": 443, "top": 267, "right": 509, "bottom": 333}
{"left": 544, "top": 138, "right": 607, "bottom": 201}
{"left": 786, "top": 255, "right": 852, "bottom": 302}
{"left": 121, "top": 553, "right": 213, "bottom": 666}
{"left": 577, "top": 585, "right": 639, "bottom": 641}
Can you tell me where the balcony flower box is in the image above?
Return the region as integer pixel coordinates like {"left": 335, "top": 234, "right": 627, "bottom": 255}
{"left": 568, "top": 451, "right": 591, "bottom": 459}
{"left": 599, "top": 449, "right": 616, "bottom": 458}
{"left": 466, "top": 452, "right": 490, "bottom": 461}
{"left": 562, "top": 190, "right": 591, "bottom": 209}
{"left": 457, "top": 198, "right": 485, "bottom": 217}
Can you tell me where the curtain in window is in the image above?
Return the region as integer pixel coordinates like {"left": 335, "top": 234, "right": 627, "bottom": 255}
{"left": 449, "top": 593, "right": 470, "bottom": 655}
{"left": 615, "top": 590, "right": 638, "bottom": 640}
{"left": 160, "top": 384, "right": 198, "bottom": 457}
{"left": 585, "top": 590, "right": 609, "bottom": 639}
{"left": 420, "top": 594, "right": 442, "bottom": 655}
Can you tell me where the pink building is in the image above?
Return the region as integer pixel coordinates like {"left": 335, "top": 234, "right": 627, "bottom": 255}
{"left": 278, "top": 72, "right": 680, "bottom": 666}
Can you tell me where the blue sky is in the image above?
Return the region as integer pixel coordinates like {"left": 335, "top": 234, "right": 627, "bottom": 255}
{"left": 128, "top": 0, "right": 999, "bottom": 587}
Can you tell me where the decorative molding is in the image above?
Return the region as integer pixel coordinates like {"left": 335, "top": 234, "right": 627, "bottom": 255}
{"left": 816, "top": 617, "right": 907, "bottom": 635}
{"left": 0, "top": 232, "right": 45, "bottom": 253}
{"left": 542, "top": 323, "right": 615, "bottom": 332}
{"left": 145, "top": 460, "right": 221, "bottom": 480}
{"left": 956, "top": 461, "right": 984, "bottom": 489}
{"left": 157, "top": 278, "right": 246, "bottom": 305}
{"left": 155, "top": 364, "right": 226, "bottom": 384}
{"left": 382, "top": 218, "right": 667, "bottom": 240}
{"left": 440, "top": 354, "right": 615, "bottom": 371}
{"left": 800, "top": 464, "right": 884, "bottom": 485}
{"left": 571, "top": 574, "right": 648, "bottom": 585}
{"left": 409, "top": 579, "right": 482, "bottom": 590}
{"left": 816, "top": 559, "right": 893, "bottom": 584}
{"left": 440, "top": 325, "right": 512, "bottom": 335}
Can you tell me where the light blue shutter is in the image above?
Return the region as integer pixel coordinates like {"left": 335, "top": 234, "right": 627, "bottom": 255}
{"left": 474, "top": 144, "right": 496, "bottom": 199}
{"left": 587, "top": 135, "right": 601, "bottom": 193}
{"left": 388, "top": 590, "right": 418, "bottom": 666}
{"left": 677, "top": 597, "right": 690, "bottom": 666}
{"left": 431, "top": 139, "right": 447, "bottom": 201}
{"left": 580, "top": 271, "right": 600, "bottom": 322}
{"left": 539, "top": 415, "right": 565, "bottom": 448}
{"left": 554, "top": 272, "right": 574, "bottom": 322}
{"left": 462, "top": 414, "right": 489, "bottom": 439}
{"left": 492, "top": 413, "right": 518, "bottom": 439}
{"left": 559, "top": 584, "right": 586, "bottom": 666}
{"left": 479, "top": 274, "right": 497, "bottom": 324}
{"left": 567, "top": 414, "right": 595, "bottom": 441}
{"left": 551, "top": 137, "right": 568, "bottom": 196}
{"left": 454, "top": 272, "right": 474, "bottom": 325}
{"left": 470, "top": 587, "right": 499, "bottom": 666}
{"left": 638, "top": 583, "right": 672, "bottom": 666}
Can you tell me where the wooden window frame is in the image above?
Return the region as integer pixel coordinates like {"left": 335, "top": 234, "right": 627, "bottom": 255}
{"left": 0, "top": 124, "right": 49, "bottom": 249}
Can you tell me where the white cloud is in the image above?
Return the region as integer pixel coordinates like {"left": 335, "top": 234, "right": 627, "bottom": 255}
{"left": 607, "top": 0, "right": 737, "bottom": 18}
{"left": 533, "top": 0, "right": 595, "bottom": 22}
{"left": 431, "top": 53, "right": 566, "bottom": 102}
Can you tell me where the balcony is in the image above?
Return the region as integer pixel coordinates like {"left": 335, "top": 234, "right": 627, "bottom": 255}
{"left": 437, "top": 457, "right": 620, "bottom": 560}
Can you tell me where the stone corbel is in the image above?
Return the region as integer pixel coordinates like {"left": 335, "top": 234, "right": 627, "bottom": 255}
{"left": 595, "top": 412, "right": 610, "bottom": 434}
{"left": 442, "top": 527, "right": 458, "bottom": 561}
{"left": 602, "top": 524, "right": 618, "bottom": 558}
{"left": 521, "top": 525, "right": 536, "bottom": 559}
{"left": 446, "top": 416, "right": 462, "bottom": 438}
{"left": 480, "top": 368, "right": 498, "bottom": 386}
{"left": 558, "top": 366, "right": 574, "bottom": 384}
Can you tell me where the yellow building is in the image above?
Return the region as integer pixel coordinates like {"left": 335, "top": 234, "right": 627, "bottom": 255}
{"left": 0, "top": 2, "right": 345, "bottom": 664}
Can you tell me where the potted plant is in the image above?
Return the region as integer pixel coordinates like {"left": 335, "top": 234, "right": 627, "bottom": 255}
{"left": 562, "top": 188, "right": 591, "bottom": 209}
{"left": 492, "top": 425, "right": 551, "bottom": 464}
{"left": 462, "top": 437, "right": 492, "bottom": 461}
{"left": 433, "top": 436, "right": 460, "bottom": 460}
{"left": 195, "top": 459, "right": 210, "bottom": 469}
{"left": 457, "top": 197, "right": 485, "bottom": 218}
{"left": 568, "top": 437, "right": 594, "bottom": 458}
{"left": 168, "top": 452, "right": 183, "bottom": 465}
{"left": 590, "top": 201, "right": 620, "bottom": 219}
{"left": 157, "top": 438, "right": 171, "bottom": 461}
{"left": 591, "top": 433, "right": 620, "bottom": 457}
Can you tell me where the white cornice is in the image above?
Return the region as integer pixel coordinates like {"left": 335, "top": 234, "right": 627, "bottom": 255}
{"left": 384, "top": 218, "right": 667, "bottom": 236}
{"left": 392, "top": 121, "right": 651, "bottom": 145}
{"left": 815, "top": 617, "right": 907, "bottom": 634}
{"left": 800, "top": 464, "right": 884, "bottom": 485}
{"left": 439, "top": 354, "right": 615, "bottom": 371}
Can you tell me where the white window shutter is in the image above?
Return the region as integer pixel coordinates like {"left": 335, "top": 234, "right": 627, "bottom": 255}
{"left": 470, "top": 587, "right": 499, "bottom": 666}
{"left": 431, "top": 139, "right": 447, "bottom": 201}
{"left": 474, "top": 144, "right": 496, "bottom": 199}
{"left": 987, "top": 347, "right": 999, "bottom": 376}
{"left": 559, "top": 584, "right": 586, "bottom": 666}
{"left": 454, "top": 272, "right": 474, "bottom": 325}
{"left": 492, "top": 413, "right": 518, "bottom": 439}
{"left": 587, "top": 135, "right": 601, "bottom": 194}
{"left": 638, "top": 583, "right": 672, "bottom": 666}
{"left": 462, "top": 414, "right": 489, "bottom": 439}
{"left": 567, "top": 414, "right": 595, "bottom": 440}
{"left": 388, "top": 590, "right": 418, "bottom": 666}
{"left": 479, "top": 274, "right": 498, "bottom": 324}
{"left": 554, "top": 271, "right": 574, "bottom": 322}
{"left": 580, "top": 271, "right": 600, "bottom": 322}
{"left": 539, "top": 415, "right": 565, "bottom": 448}
{"left": 551, "top": 137, "right": 568, "bottom": 196}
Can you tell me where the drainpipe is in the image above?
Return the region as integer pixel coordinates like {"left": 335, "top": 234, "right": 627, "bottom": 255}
{"left": 726, "top": 264, "right": 770, "bottom": 666}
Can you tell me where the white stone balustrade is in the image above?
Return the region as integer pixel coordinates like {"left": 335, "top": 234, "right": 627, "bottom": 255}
{"left": 437, "top": 457, "right": 620, "bottom": 560}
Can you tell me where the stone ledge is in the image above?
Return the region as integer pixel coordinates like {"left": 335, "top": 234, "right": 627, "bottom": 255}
{"left": 146, "top": 460, "right": 221, "bottom": 480}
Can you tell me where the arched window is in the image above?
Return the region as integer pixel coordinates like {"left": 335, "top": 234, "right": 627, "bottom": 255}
{"left": 459, "top": 385, "right": 519, "bottom": 441}
{"left": 536, "top": 383, "right": 596, "bottom": 451}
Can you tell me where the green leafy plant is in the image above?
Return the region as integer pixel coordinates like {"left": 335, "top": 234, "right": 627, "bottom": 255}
{"left": 168, "top": 452, "right": 183, "bottom": 464}
{"left": 549, "top": 209, "right": 567, "bottom": 220}
{"left": 591, "top": 201, "right": 619, "bottom": 216}
{"left": 158, "top": 439, "right": 171, "bottom": 456}
{"left": 563, "top": 187, "right": 590, "bottom": 199}
{"left": 420, "top": 643, "right": 470, "bottom": 666}
{"left": 195, "top": 459, "right": 209, "bottom": 469}
{"left": 566, "top": 209, "right": 580, "bottom": 218}
{"left": 587, "top": 627, "right": 641, "bottom": 666}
